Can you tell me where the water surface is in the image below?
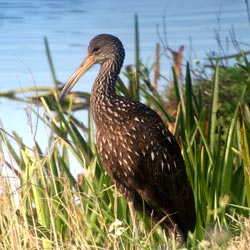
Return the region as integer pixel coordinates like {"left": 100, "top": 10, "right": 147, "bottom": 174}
{"left": 0, "top": 0, "right": 249, "bottom": 152}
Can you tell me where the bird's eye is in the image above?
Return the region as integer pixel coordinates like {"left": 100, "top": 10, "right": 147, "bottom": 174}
{"left": 92, "top": 46, "right": 99, "bottom": 53}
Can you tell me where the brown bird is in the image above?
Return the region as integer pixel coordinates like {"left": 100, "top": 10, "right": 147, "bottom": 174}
{"left": 59, "top": 34, "right": 196, "bottom": 242}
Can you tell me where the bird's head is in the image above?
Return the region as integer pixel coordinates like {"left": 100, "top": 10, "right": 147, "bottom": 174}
{"left": 59, "top": 34, "right": 125, "bottom": 102}
{"left": 88, "top": 34, "right": 125, "bottom": 64}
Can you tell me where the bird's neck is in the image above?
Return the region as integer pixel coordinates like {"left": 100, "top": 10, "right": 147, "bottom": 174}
{"left": 93, "top": 61, "right": 118, "bottom": 97}
{"left": 90, "top": 59, "right": 122, "bottom": 123}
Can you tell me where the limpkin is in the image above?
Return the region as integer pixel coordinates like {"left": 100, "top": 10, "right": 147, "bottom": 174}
{"left": 59, "top": 34, "right": 196, "bottom": 242}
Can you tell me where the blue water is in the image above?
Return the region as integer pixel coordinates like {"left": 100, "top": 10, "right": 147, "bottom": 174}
{"left": 0, "top": 0, "right": 249, "bottom": 161}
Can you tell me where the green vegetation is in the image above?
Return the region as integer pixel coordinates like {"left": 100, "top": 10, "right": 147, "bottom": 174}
{"left": 0, "top": 20, "right": 250, "bottom": 249}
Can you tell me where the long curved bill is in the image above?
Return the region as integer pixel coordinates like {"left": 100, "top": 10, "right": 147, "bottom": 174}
{"left": 59, "top": 54, "right": 96, "bottom": 102}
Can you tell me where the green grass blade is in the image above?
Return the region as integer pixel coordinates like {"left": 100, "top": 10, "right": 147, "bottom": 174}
{"left": 239, "top": 104, "right": 250, "bottom": 207}
{"left": 185, "top": 62, "right": 194, "bottom": 133}
{"left": 134, "top": 13, "right": 140, "bottom": 101}
{"left": 44, "top": 37, "right": 58, "bottom": 88}
{"left": 209, "top": 61, "right": 219, "bottom": 156}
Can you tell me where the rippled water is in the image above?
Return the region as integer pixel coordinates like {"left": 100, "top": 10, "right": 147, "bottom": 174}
{"left": 0, "top": 0, "right": 249, "bottom": 148}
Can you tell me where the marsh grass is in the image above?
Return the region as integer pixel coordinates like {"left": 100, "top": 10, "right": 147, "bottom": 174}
{"left": 1, "top": 18, "right": 250, "bottom": 249}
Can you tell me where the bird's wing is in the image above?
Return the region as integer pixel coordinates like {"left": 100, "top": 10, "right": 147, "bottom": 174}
{"left": 124, "top": 104, "right": 196, "bottom": 231}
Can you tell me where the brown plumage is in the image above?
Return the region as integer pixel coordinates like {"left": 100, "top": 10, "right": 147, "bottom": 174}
{"left": 59, "top": 34, "right": 196, "bottom": 242}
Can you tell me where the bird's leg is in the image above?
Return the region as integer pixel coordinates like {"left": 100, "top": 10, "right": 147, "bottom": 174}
{"left": 128, "top": 200, "right": 138, "bottom": 233}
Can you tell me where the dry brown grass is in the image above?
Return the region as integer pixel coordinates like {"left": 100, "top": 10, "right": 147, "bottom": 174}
{"left": 226, "top": 218, "right": 250, "bottom": 250}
